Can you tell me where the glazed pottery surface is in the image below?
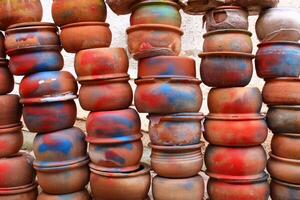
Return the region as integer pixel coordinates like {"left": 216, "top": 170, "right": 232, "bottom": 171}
{"left": 272, "top": 133, "right": 300, "bottom": 160}
{"left": 38, "top": 189, "right": 90, "bottom": 200}
{"left": 0, "top": 94, "right": 22, "bottom": 128}
{"left": 271, "top": 179, "right": 300, "bottom": 200}
{"left": 0, "top": 60, "right": 14, "bottom": 94}
{"left": 0, "top": 183, "right": 38, "bottom": 200}
{"left": 0, "top": 124, "right": 23, "bottom": 158}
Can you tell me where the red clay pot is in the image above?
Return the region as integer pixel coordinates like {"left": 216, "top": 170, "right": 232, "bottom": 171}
{"left": 0, "top": 60, "right": 14, "bottom": 94}
{"left": 0, "top": 183, "right": 38, "bottom": 200}
{"left": 75, "top": 48, "right": 129, "bottom": 81}
{"left": 272, "top": 133, "right": 300, "bottom": 160}
{"left": 204, "top": 114, "right": 268, "bottom": 146}
{"left": 52, "top": 0, "right": 107, "bottom": 27}
{"left": 205, "top": 145, "right": 267, "bottom": 180}
{"left": 0, "top": 32, "right": 5, "bottom": 59}
{"left": 152, "top": 175, "right": 204, "bottom": 200}
{"left": 200, "top": 52, "right": 254, "bottom": 87}
{"left": 148, "top": 113, "right": 204, "bottom": 146}
{"left": 0, "top": 94, "right": 22, "bottom": 128}
{"left": 138, "top": 56, "right": 196, "bottom": 79}
{"left": 150, "top": 143, "right": 203, "bottom": 178}
{"left": 127, "top": 24, "right": 183, "bottom": 60}
{"left": 271, "top": 179, "right": 300, "bottom": 200}
{"left": 60, "top": 22, "right": 112, "bottom": 53}
{"left": 0, "top": 124, "right": 23, "bottom": 158}
{"left": 0, "top": 0, "right": 42, "bottom": 30}
{"left": 134, "top": 77, "right": 202, "bottom": 114}
{"left": 38, "top": 189, "right": 90, "bottom": 200}
{"left": 90, "top": 163, "right": 151, "bottom": 200}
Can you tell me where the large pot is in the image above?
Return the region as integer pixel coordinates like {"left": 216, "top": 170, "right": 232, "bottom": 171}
{"left": 0, "top": 94, "right": 22, "bottom": 128}
{"left": 0, "top": 60, "right": 14, "bottom": 94}
{"left": 38, "top": 189, "right": 90, "bottom": 200}
{"left": 272, "top": 133, "right": 300, "bottom": 160}
{"left": 271, "top": 179, "right": 300, "bottom": 200}
{"left": 134, "top": 77, "right": 202, "bottom": 114}
{"left": 0, "top": 183, "right": 38, "bottom": 200}
{"left": 0, "top": 124, "right": 23, "bottom": 158}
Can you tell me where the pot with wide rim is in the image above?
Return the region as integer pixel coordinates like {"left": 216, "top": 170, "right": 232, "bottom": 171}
{"left": 37, "top": 189, "right": 90, "bottom": 200}
{"left": 271, "top": 179, "right": 300, "bottom": 200}
{"left": 0, "top": 94, "right": 22, "bottom": 128}
{"left": 272, "top": 133, "right": 300, "bottom": 160}
{"left": 0, "top": 60, "right": 14, "bottom": 94}
{"left": 0, "top": 124, "right": 23, "bottom": 158}
{"left": 0, "top": 182, "right": 38, "bottom": 200}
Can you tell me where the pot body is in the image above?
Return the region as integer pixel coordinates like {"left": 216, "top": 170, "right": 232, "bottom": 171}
{"left": 0, "top": 62, "right": 14, "bottom": 94}
{"left": 0, "top": 94, "right": 22, "bottom": 128}
{"left": 272, "top": 133, "right": 300, "bottom": 160}
{"left": 271, "top": 179, "right": 300, "bottom": 200}
{"left": 0, "top": 184, "right": 38, "bottom": 200}
{"left": 0, "top": 125, "right": 23, "bottom": 158}
{"left": 37, "top": 189, "right": 90, "bottom": 200}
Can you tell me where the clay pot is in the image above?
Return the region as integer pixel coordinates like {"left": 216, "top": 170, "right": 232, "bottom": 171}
{"left": 0, "top": 124, "right": 23, "bottom": 158}
{"left": 75, "top": 48, "right": 129, "bottom": 81}
{"left": 200, "top": 52, "right": 254, "bottom": 87}
{"left": 33, "top": 127, "right": 87, "bottom": 167}
{"left": 0, "top": 32, "right": 5, "bottom": 58}
{"left": 152, "top": 175, "right": 205, "bottom": 200}
{"left": 130, "top": 0, "right": 181, "bottom": 27}
{"left": 52, "top": 0, "right": 107, "bottom": 27}
{"left": 7, "top": 46, "right": 64, "bottom": 76}
{"left": 263, "top": 78, "right": 300, "bottom": 106}
{"left": 0, "top": 183, "right": 38, "bottom": 200}
{"left": 134, "top": 78, "right": 202, "bottom": 114}
{"left": 204, "top": 6, "right": 249, "bottom": 31}
{"left": 204, "top": 114, "right": 268, "bottom": 147}
{"left": 271, "top": 179, "right": 300, "bottom": 200}
{"left": 148, "top": 113, "right": 204, "bottom": 146}
{"left": 272, "top": 133, "right": 300, "bottom": 160}
{"left": 203, "top": 29, "right": 252, "bottom": 53}
{"left": 0, "top": 0, "right": 42, "bottom": 30}
{"left": 5, "top": 22, "right": 59, "bottom": 51}
{"left": 150, "top": 143, "right": 203, "bottom": 178}
{"left": 0, "top": 94, "right": 22, "bottom": 128}
{"left": 79, "top": 76, "right": 133, "bottom": 111}
{"left": 20, "top": 71, "right": 77, "bottom": 104}
{"left": 38, "top": 189, "right": 90, "bottom": 200}
{"left": 255, "top": 42, "right": 300, "bottom": 79}
{"left": 205, "top": 145, "right": 267, "bottom": 180}
{"left": 256, "top": 7, "right": 300, "bottom": 42}
{"left": 266, "top": 106, "right": 300, "bottom": 134}
{"left": 127, "top": 24, "right": 183, "bottom": 60}
{"left": 34, "top": 158, "right": 89, "bottom": 195}
{"left": 23, "top": 100, "right": 77, "bottom": 133}
{"left": 138, "top": 56, "right": 196, "bottom": 79}
{"left": 60, "top": 22, "right": 112, "bottom": 53}
{"left": 90, "top": 163, "right": 151, "bottom": 200}
{"left": 208, "top": 87, "right": 262, "bottom": 114}
{"left": 0, "top": 60, "right": 14, "bottom": 94}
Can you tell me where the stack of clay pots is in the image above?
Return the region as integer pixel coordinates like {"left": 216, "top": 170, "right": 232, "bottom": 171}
{"left": 255, "top": 7, "right": 300, "bottom": 199}
{"left": 201, "top": 6, "right": 269, "bottom": 200}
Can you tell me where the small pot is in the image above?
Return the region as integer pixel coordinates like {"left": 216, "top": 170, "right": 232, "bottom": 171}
{"left": 0, "top": 124, "right": 23, "bottom": 158}
{"left": 7, "top": 46, "right": 64, "bottom": 76}
{"left": 148, "top": 113, "right": 204, "bottom": 146}
{"left": 127, "top": 24, "right": 183, "bottom": 60}
{"left": 0, "top": 60, "right": 14, "bottom": 94}
{"left": 23, "top": 100, "right": 77, "bottom": 133}
{"left": 138, "top": 56, "right": 196, "bottom": 79}
{"left": 134, "top": 78, "right": 202, "bottom": 114}
{"left": 52, "top": 0, "right": 107, "bottom": 27}
{"left": 271, "top": 179, "right": 300, "bottom": 200}
{"left": 256, "top": 7, "right": 300, "bottom": 42}
{"left": 0, "top": 32, "right": 5, "bottom": 58}
{"left": 0, "top": 183, "right": 38, "bottom": 200}
{"left": 0, "top": 94, "right": 22, "bottom": 128}
{"left": 5, "top": 22, "right": 60, "bottom": 51}
{"left": 267, "top": 106, "right": 300, "bottom": 134}
{"left": 200, "top": 52, "right": 254, "bottom": 88}
{"left": 38, "top": 189, "right": 90, "bottom": 200}
{"left": 150, "top": 143, "right": 203, "bottom": 178}
{"left": 75, "top": 48, "right": 129, "bottom": 80}
{"left": 90, "top": 163, "right": 151, "bottom": 200}
{"left": 60, "top": 22, "right": 112, "bottom": 53}
{"left": 152, "top": 175, "right": 204, "bottom": 200}
{"left": 203, "top": 29, "right": 252, "bottom": 53}
{"left": 34, "top": 158, "right": 89, "bottom": 195}
{"left": 272, "top": 133, "right": 300, "bottom": 160}
{"left": 204, "top": 114, "right": 268, "bottom": 147}
{"left": 255, "top": 42, "right": 300, "bottom": 78}
{"left": 205, "top": 145, "right": 267, "bottom": 180}
{"left": 130, "top": 0, "right": 181, "bottom": 27}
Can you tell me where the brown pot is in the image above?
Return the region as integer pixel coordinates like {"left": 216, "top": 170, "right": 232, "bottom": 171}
{"left": 0, "top": 94, "right": 22, "bottom": 128}
{"left": 0, "top": 60, "right": 14, "bottom": 95}
{"left": 0, "top": 124, "right": 23, "bottom": 158}
{"left": 37, "top": 189, "right": 90, "bottom": 200}
{"left": 272, "top": 133, "right": 300, "bottom": 160}
{"left": 0, "top": 183, "right": 38, "bottom": 200}
{"left": 271, "top": 179, "right": 300, "bottom": 200}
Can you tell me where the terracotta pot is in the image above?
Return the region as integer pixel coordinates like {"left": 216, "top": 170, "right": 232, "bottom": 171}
{"left": 20, "top": 71, "right": 77, "bottom": 104}
{"left": 263, "top": 78, "right": 300, "bottom": 106}
{"left": 134, "top": 78, "right": 202, "bottom": 114}
{"left": 204, "top": 6, "right": 249, "bottom": 31}
{"left": 130, "top": 0, "right": 181, "bottom": 27}
{"left": 0, "top": 124, "right": 23, "bottom": 158}
{"left": 204, "top": 114, "right": 268, "bottom": 147}
{"left": 205, "top": 145, "right": 267, "bottom": 180}
{"left": 150, "top": 143, "right": 203, "bottom": 178}
{"left": 7, "top": 46, "right": 64, "bottom": 76}
{"left": 203, "top": 29, "right": 252, "bottom": 53}
{"left": 90, "top": 163, "right": 151, "bottom": 200}
{"left": 52, "top": 0, "right": 106, "bottom": 27}
{"left": 256, "top": 7, "right": 300, "bottom": 42}
{"left": 208, "top": 87, "right": 262, "bottom": 114}
{"left": 152, "top": 175, "right": 204, "bottom": 200}
{"left": 60, "top": 22, "right": 112, "bottom": 53}
{"left": 38, "top": 189, "right": 90, "bottom": 200}
{"left": 79, "top": 76, "right": 133, "bottom": 111}
{"left": 33, "top": 127, "right": 87, "bottom": 167}
{"left": 0, "top": 94, "right": 22, "bottom": 128}
{"left": 23, "top": 100, "right": 77, "bottom": 133}
{"left": 127, "top": 24, "right": 183, "bottom": 60}
{"left": 34, "top": 158, "right": 89, "bottom": 195}
{"left": 0, "top": 32, "right": 5, "bottom": 59}
{"left": 0, "top": 60, "right": 14, "bottom": 94}
{"left": 75, "top": 48, "right": 129, "bottom": 81}
{"left": 138, "top": 56, "right": 196, "bottom": 79}
{"left": 271, "top": 179, "right": 300, "bottom": 200}
{"left": 200, "top": 52, "right": 254, "bottom": 87}
{"left": 255, "top": 42, "right": 300, "bottom": 79}
{"left": 267, "top": 106, "right": 300, "bottom": 134}
{"left": 272, "top": 133, "right": 300, "bottom": 160}
{"left": 148, "top": 113, "right": 204, "bottom": 146}
{"left": 0, "top": 183, "right": 38, "bottom": 200}
{"left": 0, "top": 0, "right": 42, "bottom": 30}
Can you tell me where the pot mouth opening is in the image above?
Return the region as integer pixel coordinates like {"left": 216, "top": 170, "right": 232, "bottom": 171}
{"left": 6, "top": 45, "right": 62, "bottom": 55}
{"left": 86, "top": 133, "right": 142, "bottom": 144}
{"left": 34, "top": 156, "right": 89, "bottom": 169}
{"left": 206, "top": 172, "right": 268, "bottom": 182}
{"left": 272, "top": 178, "right": 300, "bottom": 188}
{"left": 61, "top": 22, "right": 110, "bottom": 29}
{"left": 34, "top": 156, "right": 89, "bottom": 171}
{"left": 147, "top": 112, "right": 204, "bottom": 121}
{"left": 203, "top": 29, "right": 252, "bottom": 37}
{"left": 78, "top": 74, "right": 130, "bottom": 84}
{"left": 149, "top": 142, "right": 204, "bottom": 151}
{"left": 20, "top": 93, "right": 77, "bottom": 104}
{"left": 126, "top": 24, "right": 183, "bottom": 35}
{"left": 206, "top": 113, "right": 265, "bottom": 120}
{"left": 264, "top": 77, "right": 300, "bottom": 82}
{"left": 7, "top": 22, "right": 56, "bottom": 29}
{"left": 199, "top": 52, "right": 255, "bottom": 58}
{"left": 0, "top": 182, "right": 37, "bottom": 195}
{"left": 135, "top": 77, "right": 201, "bottom": 84}
{"left": 0, "top": 123, "right": 23, "bottom": 134}
{"left": 258, "top": 41, "right": 300, "bottom": 48}
{"left": 209, "top": 173, "right": 269, "bottom": 184}
{"left": 131, "top": 0, "right": 181, "bottom": 11}
{"left": 269, "top": 153, "right": 300, "bottom": 164}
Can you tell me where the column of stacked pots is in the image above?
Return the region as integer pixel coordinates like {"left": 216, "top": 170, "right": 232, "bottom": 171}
{"left": 255, "top": 7, "right": 300, "bottom": 200}
{"left": 200, "top": 6, "right": 270, "bottom": 200}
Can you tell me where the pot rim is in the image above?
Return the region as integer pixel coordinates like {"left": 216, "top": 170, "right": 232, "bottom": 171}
{"left": 6, "top": 25, "right": 58, "bottom": 34}
{"left": 139, "top": 55, "right": 195, "bottom": 63}
{"left": 199, "top": 52, "right": 255, "bottom": 58}
{"left": 206, "top": 172, "right": 268, "bottom": 182}
{"left": 0, "top": 122, "right": 22, "bottom": 130}
{"left": 203, "top": 29, "right": 252, "bottom": 38}
{"left": 209, "top": 173, "right": 269, "bottom": 184}
{"left": 6, "top": 45, "right": 62, "bottom": 55}
{"left": 61, "top": 22, "right": 110, "bottom": 29}
{"left": 76, "top": 47, "right": 125, "bottom": 54}
{"left": 260, "top": 6, "right": 299, "bottom": 13}
{"left": 265, "top": 77, "right": 300, "bottom": 83}
{"left": 135, "top": 77, "right": 201, "bottom": 84}
{"left": 0, "top": 59, "right": 9, "bottom": 66}
{"left": 149, "top": 142, "right": 203, "bottom": 151}
{"left": 0, "top": 182, "right": 37, "bottom": 195}
{"left": 0, "top": 123, "right": 23, "bottom": 134}
{"left": 86, "top": 133, "right": 142, "bottom": 144}
{"left": 257, "top": 41, "right": 300, "bottom": 48}
{"left": 34, "top": 156, "right": 89, "bottom": 171}
{"left": 20, "top": 93, "right": 77, "bottom": 104}
{"left": 206, "top": 113, "right": 265, "bottom": 120}
{"left": 34, "top": 156, "right": 89, "bottom": 168}
{"left": 208, "top": 5, "right": 247, "bottom": 11}
{"left": 147, "top": 112, "right": 204, "bottom": 121}
{"left": 7, "top": 22, "right": 57, "bottom": 29}
{"left": 78, "top": 74, "right": 130, "bottom": 84}
{"left": 126, "top": 24, "right": 183, "bottom": 35}
{"left": 272, "top": 178, "right": 300, "bottom": 188}
{"left": 268, "top": 105, "right": 300, "bottom": 109}
{"left": 131, "top": 0, "right": 181, "bottom": 11}
{"left": 273, "top": 132, "right": 300, "bottom": 137}
{"left": 89, "top": 162, "right": 140, "bottom": 173}
{"left": 269, "top": 153, "right": 300, "bottom": 164}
